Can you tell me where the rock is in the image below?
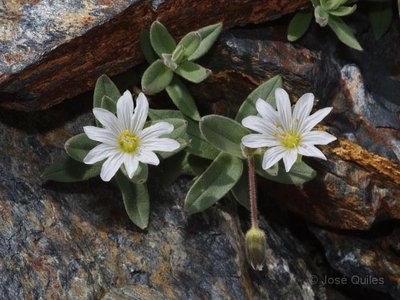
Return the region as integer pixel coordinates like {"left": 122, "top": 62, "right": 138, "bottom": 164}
{"left": 311, "top": 226, "right": 400, "bottom": 299}
{"left": 194, "top": 24, "right": 400, "bottom": 230}
{"left": 0, "top": 0, "right": 309, "bottom": 111}
{"left": 0, "top": 100, "right": 325, "bottom": 299}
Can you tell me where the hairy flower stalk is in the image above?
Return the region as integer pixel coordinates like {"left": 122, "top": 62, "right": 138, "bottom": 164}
{"left": 244, "top": 150, "right": 267, "bottom": 271}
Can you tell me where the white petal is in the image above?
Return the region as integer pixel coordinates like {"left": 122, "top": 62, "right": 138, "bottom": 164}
{"left": 131, "top": 92, "right": 149, "bottom": 134}
{"left": 282, "top": 149, "right": 298, "bottom": 172}
{"left": 141, "top": 138, "right": 180, "bottom": 152}
{"left": 93, "top": 108, "right": 121, "bottom": 134}
{"left": 275, "top": 88, "right": 292, "bottom": 131}
{"left": 241, "top": 134, "right": 280, "bottom": 148}
{"left": 301, "top": 131, "right": 336, "bottom": 145}
{"left": 301, "top": 107, "right": 332, "bottom": 133}
{"left": 262, "top": 146, "right": 287, "bottom": 170}
{"left": 255, "top": 99, "right": 279, "bottom": 124}
{"left": 242, "top": 116, "right": 279, "bottom": 136}
{"left": 117, "top": 90, "right": 134, "bottom": 130}
{"left": 292, "top": 93, "right": 314, "bottom": 130}
{"left": 100, "top": 153, "right": 124, "bottom": 182}
{"left": 137, "top": 150, "right": 160, "bottom": 165}
{"left": 123, "top": 154, "right": 139, "bottom": 178}
{"left": 84, "top": 126, "right": 117, "bottom": 146}
{"left": 139, "top": 122, "right": 174, "bottom": 140}
{"left": 298, "top": 144, "right": 327, "bottom": 160}
{"left": 83, "top": 144, "right": 118, "bottom": 164}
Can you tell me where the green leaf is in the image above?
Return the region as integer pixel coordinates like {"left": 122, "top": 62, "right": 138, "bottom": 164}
{"left": 235, "top": 75, "right": 282, "bottom": 122}
{"left": 171, "top": 45, "right": 186, "bottom": 64}
{"left": 101, "top": 95, "right": 116, "bottom": 113}
{"left": 165, "top": 77, "right": 201, "bottom": 121}
{"left": 140, "top": 30, "right": 158, "bottom": 64}
{"left": 152, "top": 118, "right": 188, "bottom": 159}
{"left": 329, "top": 5, "right": 357, "bottom": 16}
{"left": 256, "top": 159, "right": 316, "bottom": 185}
{"left": 325, "top": 0, "right": 349, "bottom": 11}
{"left": 189, "top": 22, "right": 223, "bottom": 61}
{"left": 116, "top": 172, "right": 150, "bottom": 229}
{"left": 65, "top": 133, "right": 98, "bottom": 162}
{"left": 149, "top": 109, "right": 184, "bottom": 120}
{"left": 287, "top": 11, "right": 313, "bottom": 41}
{"left": 231, "top": 165, "right": 250, "bottom": 210}
{"left": 184, "top": 153, "right": 243, "bottom": 214}
{"left": 41, "top": 154, "right": 101, "bottom": 182}
{"left": 186, "top": 118, "right": 220, "bottom": 160}
{"left": 200, "top": 115, "right": 249, "bottom": 158}
{"left": 175, "top": 61, "right": 211, "bottom": 83}
{"left": 368, "top": 1, "right": 392, "bottom": 40}
{"left": 141, "top": 60, "right": 174, "bottom": 95}
{"left": 328, "top": 16, "right": 363, "bottom": 51}
{"left": 187, "top": 155, "right": 211, "bottom": 176}
{"left": 150, "top": 21, "right": 176, "bottom": 57}
{"left": 93, "top": 75, "right": 121, "bottom": 109}
{"left": 177, "top": 31, "right": 202, "bottom": 58}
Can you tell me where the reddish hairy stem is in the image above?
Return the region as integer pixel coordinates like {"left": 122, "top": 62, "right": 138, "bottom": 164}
{"left": 248, "top": 156, "right": 258, "bottom": 228}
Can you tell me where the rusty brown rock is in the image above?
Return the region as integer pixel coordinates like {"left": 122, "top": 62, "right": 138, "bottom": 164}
{"left": 194, "top": 25, "right": 400, "bottom": 230}
{"left": 0, "top": 0, "right": 309, "bottom": 111}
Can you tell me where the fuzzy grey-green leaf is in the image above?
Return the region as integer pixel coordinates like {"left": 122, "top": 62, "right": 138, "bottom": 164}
{"left": 175, "top": 61, "right": 211, "bottom": 83}
{"left": 140, "top": 30, "right": 158, "bottom": 64}
{"left": 65, "top": 133, "right": 98, "bottom": 162}
{"left": 287, "top": 11, "right": 313, "bottom": 42}
{"left": 184, "top": 153, "right": 243, "bottom": 214}
{"left": 177, "top": 31, "right": 202, "bottom": 58}
{"left": 189, "top": 22, "right": 223, "bottom": 61}
{"left": 41, "top": 154, "right": 101, "bottom": 182}
{"left": 329, "top": 5, "right": 356, "bottom": 17}
{"left": 141, "top": 60, "right": 174, "bottom": 95}
{"left": 235, "top": 75, "right": 282, "bottom": 122}
{"left": 93, "top": 75, "right": 121, "bottom": 109}
{"left": 116, "top": 172, "right": 150, "bottom": 229}
{"left": 150, "top": 21, "right": 176, "bottom": 57}
{"left": 165, "top": 77, "right": 201, "bottom": 121}
{"left": 200, "top": 115, "right": 249, "bottom": 158}
{"left": 328, "top": 15, "right": 363, "bottom": 51}
{"left": 101, "top": 95, "right": 116, "bottom": 113}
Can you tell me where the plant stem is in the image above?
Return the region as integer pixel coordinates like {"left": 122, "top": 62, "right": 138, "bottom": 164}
{"left": 248, "top": 156, "right": 258, "bottom": 228}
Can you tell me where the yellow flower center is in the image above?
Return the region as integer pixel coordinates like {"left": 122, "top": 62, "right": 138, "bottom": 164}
{"left": 280, "top": 132, "right": 301, "bottom": 149}
{"left": 117, "top": 129, "right": 140, "bottom": 153}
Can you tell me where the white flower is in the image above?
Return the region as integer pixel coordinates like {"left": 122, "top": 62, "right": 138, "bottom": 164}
{"left": 83, "top": 91, "right": 180, "bottom": 182}
{"left": 241, "top": 88, "right": 336, "bottom": 172}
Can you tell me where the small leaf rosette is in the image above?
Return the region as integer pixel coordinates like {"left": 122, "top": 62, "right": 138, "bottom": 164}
{"left": 241, "top": 88, "right": 336, "bottom": 173}
{"left": 83, "top": 91, "right": 180, "bottom": 181}
{"left": 287, "top": 0, "right": 362, "bottom": 51}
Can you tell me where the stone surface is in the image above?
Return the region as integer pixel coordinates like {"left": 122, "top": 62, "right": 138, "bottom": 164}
{"left": 194, "top": 24, "right": 400, "bottom": 231}
{"left": 311, "top": 226, "right": 400, "bottom": 299}
{"left": 0, "top": 99, "right": 326, "bottom": 299}
{"left": 0, "top": 0, "right": 309, "bottom": 111}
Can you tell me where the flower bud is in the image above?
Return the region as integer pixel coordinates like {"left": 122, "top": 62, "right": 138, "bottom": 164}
{"left": 314, "top": 6, "right": 329, "bottom": 27}
{"left": 245, "top": 227, "right": 267, "bottom": 271}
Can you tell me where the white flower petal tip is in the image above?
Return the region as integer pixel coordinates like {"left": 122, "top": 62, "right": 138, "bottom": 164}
{"left": 241, "top": 88, "right": 336, "bottom": 173}
{"left": 83, "top": 89, "right": 180, "bottom": 182}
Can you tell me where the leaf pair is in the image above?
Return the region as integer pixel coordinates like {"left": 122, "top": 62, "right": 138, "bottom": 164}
{"left": 141, "top": 21, "right": 223, "bottom": 121}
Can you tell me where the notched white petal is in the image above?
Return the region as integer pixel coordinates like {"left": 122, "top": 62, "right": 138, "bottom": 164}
{"left": 241, "top": 134, "right": 280, "bottom": 148}
{"left": 301, "top": 131, "right": 336, "bottom": 145}
{"left": 262, "top": 146, "right": 286, "bottom": 170}
{"left": 93, "top": 108, "right": 121, "bottom": 133}
{"left": 282, "top": 149, "right": 298, "bottom": 172}
{"left": 84, "top": 126, "right": 117, "bottom": 146}
{"left": 140, "top": 122, "right": 174, "bottom": 140}
{"left": 100, "top": 153, "right": 124, "bottom": 182}
{"left": 275, "top": 88, "right": 292, "bottom": 130}
{"left": 131, "top": 92, "right": 149, "bottom": 134}
{"left": 117, "top": 90, "right": 134, "bottom": 130}
{"left": 137, "top": 150, "right": 160, "bottom": 165}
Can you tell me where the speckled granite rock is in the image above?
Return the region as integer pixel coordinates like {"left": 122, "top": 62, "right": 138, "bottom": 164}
{"left": 194, "top": 25, "right": 400, "bottom": 231}
{"left": 0, "top": 100, "right": 324, "bottom": 299}
{"left": 0, "top": 0, "right": 309, "bottom": 111}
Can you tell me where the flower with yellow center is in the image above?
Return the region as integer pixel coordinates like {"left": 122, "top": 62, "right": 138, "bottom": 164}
{"left": 241, "top": 88, "right": 336, "bottom": 172}
{"left": 83, "top": 91, "right": 180, "bottom": 182}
